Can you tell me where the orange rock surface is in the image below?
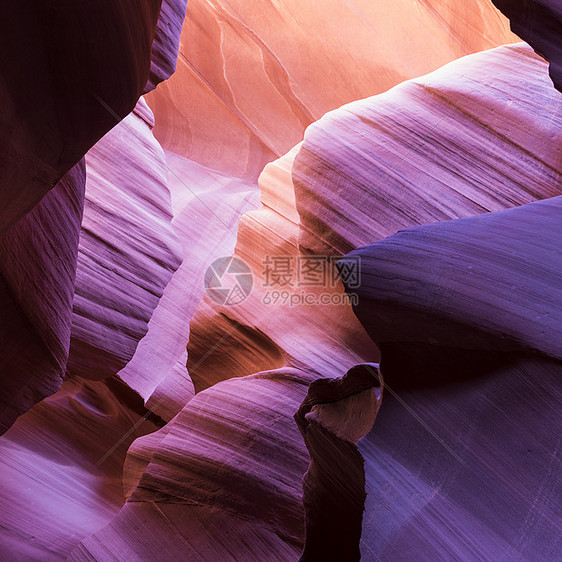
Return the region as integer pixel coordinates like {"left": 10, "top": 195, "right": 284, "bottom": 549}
{"left": 147, "top": 0, "right": 517, "bottom": 180}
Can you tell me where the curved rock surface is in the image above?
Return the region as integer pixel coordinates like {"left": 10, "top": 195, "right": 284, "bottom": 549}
{"left": 358, "top": 355, "right": 561, "bottom": 560}
{"left": 1, "top": 2, "right": 558, "bottom": 560}
{"left": 0, "top": 0, "right": 170, "bottom": 232}
{"left": 0, "top": 162, "right": 85, "bottom": 432}
{"left": 0, "top": 376, "right": 159, "bottom": 559}
{"left": 492, "top": 0, "right": 562, "bottom": 91}
{"left": 323, "top": 35, "right": 562, "bottom": 562}
{"left": 337, "top": 200, "right": 562, "bottom": 557}
{"left": 0, "top": 0, "right": 187, "bottom": 427}
{"left": 72, "top": 366, "right": 382, "bottom": 560}
{"left": 139, "top": 0, "right": 521, "bottom": 414}
{"left": 118, "top": 151, "right": 259, "bottom": 419}
{"left": 340, "top": 196, "right": 562, "bottom": 364}
{"left": 184, "top": 41, "right": 562, "bottom": 559}
{"left": 68, "top": 99, "right": 182, "bottom": 381}
{"left": 186, "top": 42, "right": 560, "bottom": 395}
{"left": 145, "top": 0, "right": 190, "bottom": 92}
{"left": 72, "top": 368, "right": 315, "bottom": 560}
{"left": 146, "top": 0, "right": 516, "bottom": 180}
{"left": 186, "top": 145, "right": 379, "bottom": 394}
{"left": 293, "top": 42, "right": 562, "bottom": 255}
{"left": 296, "top": 364, "right": 382, "bottom": 561}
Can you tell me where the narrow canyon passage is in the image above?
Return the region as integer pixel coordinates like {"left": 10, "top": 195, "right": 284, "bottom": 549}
{"left": 0, "top": 1, "right": 560, "bottom": 560}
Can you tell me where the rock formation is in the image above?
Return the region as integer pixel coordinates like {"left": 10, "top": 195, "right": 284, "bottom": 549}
{"left": 68, "top": 99, "right": 182, "bottom": 381}
{"left": 70, "top": 365, "right": 383, "bottom": 561}
{"left": 296, "top": 364, "right": 382, "bottom": 562}
{"left": 293, "top": 42, "right": 561, "bottom": 255}
{"left": 340, "top": 195, "right": 562, "bottom": 365}
{"left": 0, "top": 0, "right": 189, "bottom": 429}
{"left": 0, "top": 162, "right": 85, "bottom": 432}
{"left": 492, "top": 0, "right": 562, "bottom": 91}
{"left": 0, "top": 376, "right": 159, "bottom": 559}
{"left": 0, "top": 0, "right": 170, "bottom": 232}
{"left": 181, "top": 40, "right": 562, "bottom": 559}
{"left": 146, "top": 0, "right": 517, "bottom": 180}
{"left": 0, "top": 0, "right": 560, "bottom": 560}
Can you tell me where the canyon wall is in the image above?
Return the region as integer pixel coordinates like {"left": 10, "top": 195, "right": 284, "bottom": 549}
{"left": 0, "top": 1, "right": 560, "bottom": 560}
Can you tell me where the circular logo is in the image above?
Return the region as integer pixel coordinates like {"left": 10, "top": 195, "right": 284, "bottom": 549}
{"left": 204, "top": 256, "right": 253, "bottom": 306}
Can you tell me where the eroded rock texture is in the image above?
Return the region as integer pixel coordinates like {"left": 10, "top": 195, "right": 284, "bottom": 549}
{"left": 0, "top": 162, "right": 85, "bottom": 432}
{"left": 146, "top": 0, "right": 516, "bottom": 180}
{"left": 493, "top": 0, "right": 562, "bottom": 91}
{"left": 186, "top": 42, "right": 559, "bottom": 401}
{"left": 0, "top": 0, "right": 559, "bottom": 560}
{"left": 296, "top": 364, "right": 382, "bottom": 562}
{"left": 71, "top": 365, "right": 383, "bottom": 561}
{"left": 68, "top": 99, "right": 182, "bottom": 381}
{"left": 293, "top": 42, "right": 561, "bottom": 255}
{"left": 0, "top": 1, "right": 190, "bottom": 553}
{"left": 118, "top": 151, "right": 259, "bottom": 420}
{"left": 330, "top": 40, "right": 562, "bottom": 562}
{"left": 341, "top": 196, "right": 562, "bottom": 366}
{"left": 0, "top": 376, "right": 159, "bottom": 559}
{"left": 358, "top": 356, "right": 561, "bottom": 560}
{"left": 185, "top": 145, "right": 379, "bottom": 396}
{"left": 0, "top": 96, "right": 184, "bottom": 553}
{"left": 145, "top": 0, "right": 190, "bottom": 92}
{"left": 140, "top": 0, "right": 518, "bottom": 420}
{"left": 0, "top": 0, "right": 188, "bottom": 428}
{"left": 183, "top": 41, "right": 562, "bottom": 559}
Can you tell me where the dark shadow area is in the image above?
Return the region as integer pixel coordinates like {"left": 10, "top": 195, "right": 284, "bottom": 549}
{"left": 378, "top": 342, "right": 531, "bottom": 391}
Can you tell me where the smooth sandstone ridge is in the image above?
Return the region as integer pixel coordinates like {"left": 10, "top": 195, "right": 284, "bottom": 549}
{"left": 0, "top": 1, "right": 188, "bottom": 428}
{"left": 146, "top": 0, "right": 516, "bottom": 180}
{"left": 68, "top": 99, "right": 182, "bottom": 381}
{"left": 293, "top": 42, "right": 561, "bottom": 255}
{"left": 70, "top": 366, "right": 383, "bottom": 561}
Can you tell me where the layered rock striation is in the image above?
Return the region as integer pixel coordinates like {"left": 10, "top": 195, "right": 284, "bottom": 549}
{"left": 1, "top": 1, "right": 559, "bottom": 560}
{"left": 0, "top": 1, "right": 188, "bottom": 430}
